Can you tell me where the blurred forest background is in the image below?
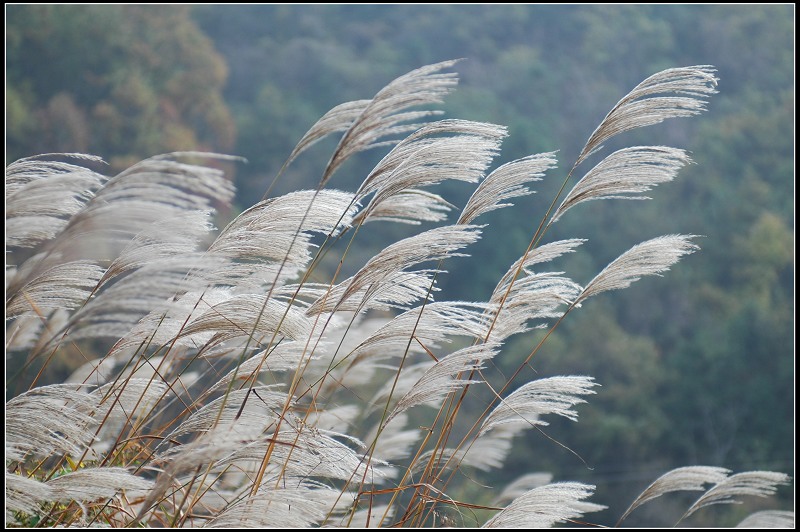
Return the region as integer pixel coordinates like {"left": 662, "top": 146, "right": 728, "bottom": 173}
{"left": 6, "top": 5, "right": 793, "bottom": 526}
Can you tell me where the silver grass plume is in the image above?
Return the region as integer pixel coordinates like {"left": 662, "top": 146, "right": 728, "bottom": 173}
{"left": 617, "top": 465, "right": 731, "bottom": 524}
{"left": 6, "top": 260, "right": 104, "bottom": 318}
{"left": 175, "top": 295, "right": 312, "bottom": 349}
{"left": 205, "top": 485, "right": 334, "bottom": 528}
{"left": 8, "top": 469, "right": 153, "bottom": 528}
{"left": 140, "top": 423, "right": 271, "bottom": 525}
{"left": 109, "top": 151, "right": 238, "bottom": 209}
{"left": 347, "top": 302, "right": 494, "bottom": 362}
{"left": 736, "top": 510, "right": 795, "bottom": 528}
{"left": 307, "top": 270, "right": 439, "bottom": 316}
{"left": 110, "top": 287, "right": 233, "bottom": 354}
{"left": 5, "top": 154, "right": 106, "bottom": 249}
{"left": 459, "top": 152, "right": 557, "bottom": 224}
{"left": 356, "top": 119, "right": 507, "bottom": 197}
{"left": 488, "top": 272, "right": 583, "bottom": 342}
{"left": 466, "top": 422, "right": 529, "bottom": 472}
{"left": 6, "top": 384, "right": 99, "bottom": 461}
{"left": 682, "top": 470, "right": 792, "bottom": 520}
{"left": 84, "top": 379, "right": 169, "bottom": 453}
{"left": 385, "top": 344, "right": 499, "bottom": 424}
{"left": 5, "top": 311, "right": 51, "bottom": 351}
{"left": 482, "top": 482, "right": 606, "bottom": 528}
{"left": 5, "top": 472, "right": 55, "bottom": 524}
{"left": 164, "top": 386, "right": 286, "bottom": 441}
{"left": 494, "top": 472, "right": 554, "bottom": 506}
{"left": 575, "top": 234, "right": 700, "bottom": 305}
{"left": 88, "top": 378, "right": 169, "bottom": 421}
{"left": 487, "top": 239, "right": 585, "bottom": 343}
{"left": 415, "top": 421, "right": 528, "bottom": 475}
{"left": 7, "top": 391, "right": 159, "bottom": 523}
{"left": 58, "top": 211, "right": 226, "bottom": 339}
{"left": 493, "top": 239, "right": 586, "bottom": 298}
{"left": 271, "top": 281, "right": 348, "bottom": 307}
{"left": 6, "top": 152, "right": 237, "bottom": 346}
{"left": 285, "top": 99, "right": 372, "bottom": 170}
{"left": 38, "top": 152, "right": 236, "bottom": 265}
{"left": 66, "top": 253, "right": 225, "bottom": 343}
{"left": 87, "top": 356, "right": 199, "bottom": 403}
{"left": 307, "top": 225, "right": 483, "bottom": 315}
{"left": 356, "top": 120, "right": 506, "bottom": 220}
{"left": 215, "top": 424, "right": 383, "bottom": 483}
{"left": 5, "top": 153, "right": 105, "bottom": 198}
{"left": 210, "top": 189, "right": 357, "bottom": 267}
{"left": 298, "top": 315, "right": 395, "bottom": 393}
{"left": 139, "top": 388, "right": 287, "bottom": 525}
{"left": 480, "top": 376, "right": 599, "bottom": 436}
{"left": 354, "top": 189, "right": 454, "bottom": 226}
{"left": 208, "top": 341, "right": 318, "bottom": 392}
{"left": 322, "top": 59, "right": 462, "bottom": 185}
{"left": 551, "top": 146, "right": 692, "bottom": 223}
{"left": 97, "top": 210, "right": 215, "bottom": 287}
{"left": 45, "top": 467, "right": 153, "bottom": 504}
{"left": 577, "top": 65, "right": 718, "bottom": 165}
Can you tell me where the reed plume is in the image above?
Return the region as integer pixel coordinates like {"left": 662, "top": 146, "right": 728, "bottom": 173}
{"left": 6, "top": 61, "right": 791, "bottom": 528}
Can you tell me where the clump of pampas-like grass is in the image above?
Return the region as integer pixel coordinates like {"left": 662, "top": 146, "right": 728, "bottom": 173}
{"left": 5, "top": 61, "right": 793, "bottom": 528}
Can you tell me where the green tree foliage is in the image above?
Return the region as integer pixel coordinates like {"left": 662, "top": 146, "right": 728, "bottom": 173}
{"left": 6, "top": 5, "right": 235, "bottom": 170}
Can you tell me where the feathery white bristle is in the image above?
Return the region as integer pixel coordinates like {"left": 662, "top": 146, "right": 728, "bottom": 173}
{"left": 577, "top": 66, "right": 718, "bottom": 165}
{"left": 483, "top": 482, "right": 606, "bottom": 528}
{"left": 480, "top": 376, "right": 599, "bottom": 435}
{"left": 577, "top": 234, "right": 700, "bottom": 304}
{"left": 618, "top": 465, "right": 731, "bottom": 523}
